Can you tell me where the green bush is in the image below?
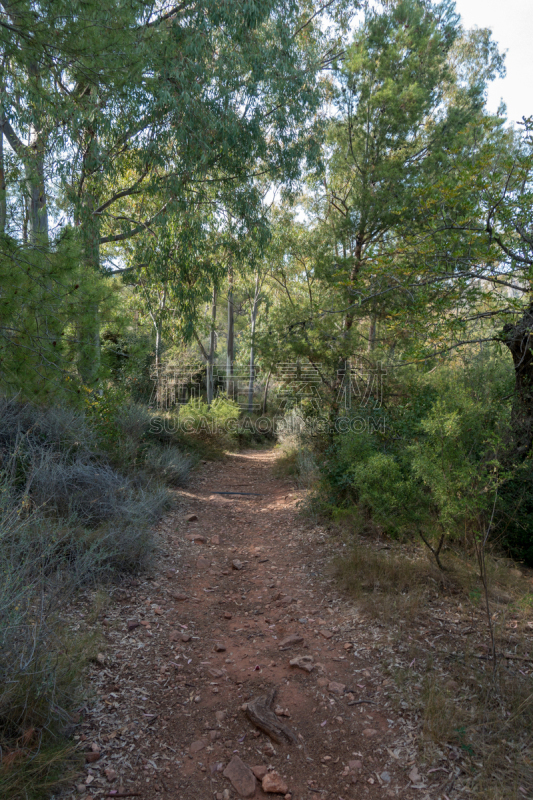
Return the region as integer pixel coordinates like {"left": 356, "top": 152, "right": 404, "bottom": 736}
{"left": 178, "top": 395, "right": 240, "bottom": 445}
{"left": 317, "top": 353, "right": 515, "bottom": 558}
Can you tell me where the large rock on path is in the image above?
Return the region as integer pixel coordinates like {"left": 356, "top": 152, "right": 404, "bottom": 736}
{"left": 223, "top": 755, "right": 256, "bottom": 798}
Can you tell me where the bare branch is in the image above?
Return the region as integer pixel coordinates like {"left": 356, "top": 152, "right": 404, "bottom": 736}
{"left": 99, "top": 200, "right": 172, "bottom": 244}
{"left": 0, "top": 118, "right": 25, "bottom": 156}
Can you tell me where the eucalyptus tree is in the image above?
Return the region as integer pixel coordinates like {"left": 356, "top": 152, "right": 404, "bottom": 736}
{"left": 0, "top": 0, "right": 343, "bottom": 393}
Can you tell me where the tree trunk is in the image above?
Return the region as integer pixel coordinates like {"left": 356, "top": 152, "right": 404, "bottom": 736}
{"left": 227, "top": 267, "right": 234, "bottom": 399}
{"left": 262, "top": 365, "right": 272, "bottom": 415}
{"left": 503, "top": 304, "right": 533, "bottom": 457}
{"left": 207, "top": 286, "right": 217, "bottom": 405}
{"left": 248, "top": 272, "right": 260, "bottom": 413}
{"left": 27, "top": 126, "right": 48, "bottom": 242}
{"left": 345, "top": 234, "right": 364, "bottom": 331}
{"left": 368, "top": 314, "right": 376, "bottom": 352}
{"left": 77, "top": 196, "right": 101, "bottom": 386}
{"left": 0, "top": 126, "right": 6, "bottom": 234}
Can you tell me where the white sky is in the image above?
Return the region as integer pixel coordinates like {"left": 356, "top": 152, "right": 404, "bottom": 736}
{"left": 453, "top": 0, "right": 533, "bottom": 125}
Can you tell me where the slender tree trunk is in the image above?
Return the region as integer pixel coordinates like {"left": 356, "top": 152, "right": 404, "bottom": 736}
{"left": 227, "top": 267, "right": 234, "bottom": 399}
{"left": 151, "top": 287, "right": 166, "bottom": 373}
{"left": 262, "top": 365, "right": 272, "bottom": 415}
{"left": 27, "top": 127, "right": 48, "bottom": 242}
{"left": 345, "top": 233, "right": 364, "bottom": 331}
{"left": 0, "top": 126, "right": 6, "bottom": 234}
{"left": 248, "top": 272, "right": 260, "bottom": 413}
{"left": 77, "top": 195, "right": 101, "bottom": 386}
{"left": 207, "top": 286, "right": 217, "bottom": 405}
{"left": 368, "top": 314, "right": 376, "bottom": 352}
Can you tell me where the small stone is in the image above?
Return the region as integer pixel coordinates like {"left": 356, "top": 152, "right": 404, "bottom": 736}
{"left": 223, "top": 755, "right": 256, "bottom": 798}
{"left": 408, "top": 766, "right": 422, "bottom": 785}
{"left": 222, "top": 791, "right": 230, "bottom": 800}
{"left": 196, "top": 557, "right": 210, "bottom": 569}
{"left": 289, "top": 655, "right": 314, "bottom": 673}
{"left": 343, "top": 642, "right": 353, "bottom": 650}
{"left": 211, "top": 535, "right": 220, "bottom": 545}
{"left": 104, "top": 768, "right": 117, "bottom": 781}
{"left": 153, "top": 606, "right": 164, "bottom": 615}
{"left": 279, "top": 633, "right": 303, "bottom": 649}
{"left": 214, "top": 643, "right": 227, "bottom": 652}
{"left": 328, "top": 681, "right": 345, "bottom": 695}
{"left": 262, "top": 771, "right": 288, "bottom": 794}
{"left": 280, "top": 595, "right": 294, "bottom": 606}
{"left": 186, "top": 514, "right": 198, "bottom": 522}
{"left": 380, "top": 771, "right": 391, "bottom": 784}
{"left": 96, "top": 653, "right": 105, "bottom": 665}
{"left": 224, "top": 611, "right": 233, "bottom": 619}
{"left": 252, "top": 765, "right": 268, "bottom": 780}
{"left": 127, "top": 620, "right": 140, "bottom": 631}
{"left": 319, "top": 630, "right": 333, "bottom": 640}
{"left": 348, "top": 760, "right": 362, "bottom": 771}
{"left": 209, "top": 730, "right": 221, "bottom": 741}
{"left": 169, "top": 630, "right": 180, "bottom": 642}
{"left": 170, "top": 592, "right": 188, "bottom": 601}
{"left": 181, "top": 633, "right": 191, "bottom": 642}
{"left": 232, "top": 559, "right": 244, "bottom": 570}
{"left": 362, "top": 728, "right": 378, "bottom": 737}
{"left": 317, "top": 677, "right": 329, "bottom": 688}
{"left": 186, "top": 533, "right": 207, "bottom": 543}
{"left": 216, "top": 710, "right": 226, "bottom": 723}
{"left": 190, "top": 739, "right": 206, "bottom": 754}
{"left": 85, "top": 752, "right": 100, "bottom": 763}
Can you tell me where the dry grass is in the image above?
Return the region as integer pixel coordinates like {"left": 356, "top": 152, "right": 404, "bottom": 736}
{"left": 0, "top": 397, "right": 178, "bottom": 798}
{"left": 273, "top": 444, "right": 318, "bottom": 488}
{"left": 333, "top": 535, "right": 533, "bottom": 798}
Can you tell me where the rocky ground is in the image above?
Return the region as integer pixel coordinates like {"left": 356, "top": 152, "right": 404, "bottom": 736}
{"left": 62, "top": 449, "right": 492, "bottom": 800}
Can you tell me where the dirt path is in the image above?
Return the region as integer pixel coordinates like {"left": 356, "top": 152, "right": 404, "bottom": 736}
{"left": 71, "top": 450, "right": 437, "bottom": 800}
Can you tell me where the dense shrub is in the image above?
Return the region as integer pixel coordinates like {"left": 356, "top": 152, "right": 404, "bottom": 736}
{"left": 313, "top": 353, "right": 523, "bottom": 561}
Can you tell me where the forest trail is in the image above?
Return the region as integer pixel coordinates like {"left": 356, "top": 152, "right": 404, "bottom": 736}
{"left": 72, "top": 450, "right": 435, "bottom": 800}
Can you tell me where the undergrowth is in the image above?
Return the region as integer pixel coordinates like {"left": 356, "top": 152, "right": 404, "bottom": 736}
{"left": 332, "top": 533, "right": 533, "bottom": 798}
{"left": 0, "top": 395, "right": 193, "bottom": 797}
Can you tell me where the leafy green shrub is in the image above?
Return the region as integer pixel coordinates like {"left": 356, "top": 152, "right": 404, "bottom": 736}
{"left": 179, "top": 395, "right": 239, "bottom": 432}
{"left": 318, "top": 354, "right": 514, "bottom": 561}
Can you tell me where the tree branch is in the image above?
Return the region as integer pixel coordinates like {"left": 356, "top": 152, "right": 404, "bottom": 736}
{"left": 0, "top": 118, "right": 25, "bottom": 156}
{"left": 192, "top": 329, "right": 209, "bottom": 361}
{"left": 93, "top": 173, "right": 149, "bottom": 215}
{"left": 99, "top": 200, "right": 172, "bottom": 244}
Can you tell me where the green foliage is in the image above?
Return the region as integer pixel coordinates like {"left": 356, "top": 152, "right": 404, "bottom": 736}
{"left": 179, "top": 395, "right": 240, "bottom": 434}
{"left": 319, "top": 355, "right": 514, "bottom": 553}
